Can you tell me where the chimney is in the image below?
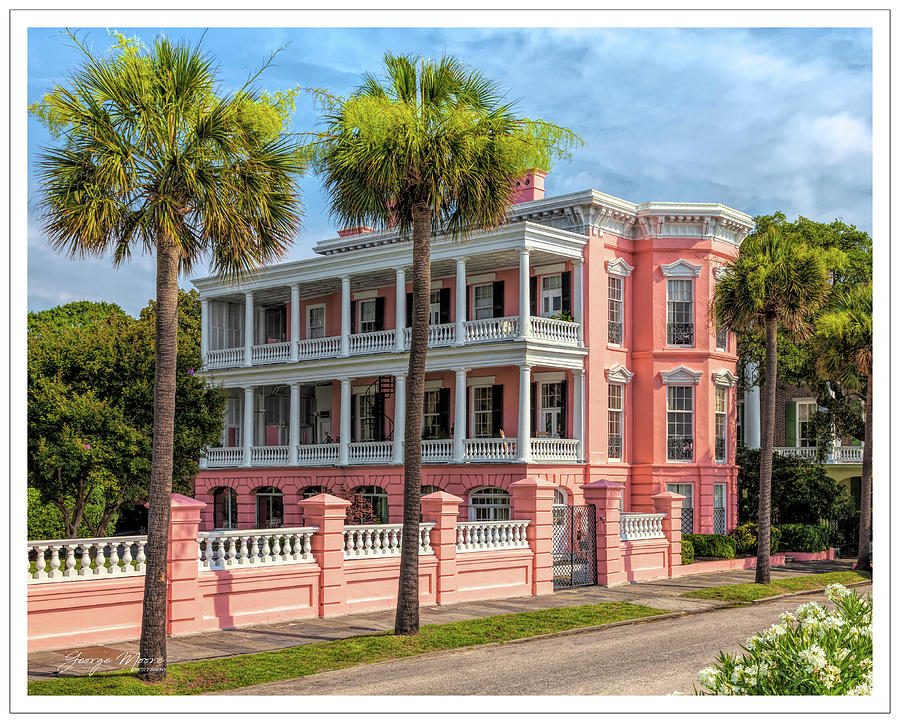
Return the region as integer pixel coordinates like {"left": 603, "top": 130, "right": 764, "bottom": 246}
{"left": 337, "top": 226, "right": 375, "bottom": 238}
{"left": 511, "top": 169, "right": 547, "bottom": 204}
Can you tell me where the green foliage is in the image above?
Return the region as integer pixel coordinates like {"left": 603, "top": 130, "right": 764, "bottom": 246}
{"left": 680, "top": 538, "right": 695, "bottom": 565}
{"left": 776, "top": 523, "right": 831, "bottom": 553}
{"left": 681, "top": 571, "right": 869, "bottom": 602}
{"left": 730, "top": 522, "right": 782, "bottom": 556}
{"left": 693, "top": 584, "right": 872, "bottom": 695}
{"left": 28, "top": 292, "right": 226, "bottom": 538}
{"left": 736, "top": 448, "right": 855, "bottom": 525}
{"left": 27, "top": 487, "right": 115, "bottom": 539}
{"left": 683, "top": 534, "right": 737, "bottom": 560}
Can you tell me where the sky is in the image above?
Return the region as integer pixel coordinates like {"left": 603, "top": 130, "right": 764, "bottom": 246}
{"left": 25, "top": 25, "right": 873, "bottom": 316}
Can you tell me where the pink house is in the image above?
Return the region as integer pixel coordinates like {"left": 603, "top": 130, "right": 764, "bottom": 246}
{"left": 192, "top": 170, "right": 753, "bottom": 544}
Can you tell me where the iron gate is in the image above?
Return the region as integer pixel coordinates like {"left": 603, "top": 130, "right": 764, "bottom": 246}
{"left": 552, "top": 504, "right": 597, "bottom": 589}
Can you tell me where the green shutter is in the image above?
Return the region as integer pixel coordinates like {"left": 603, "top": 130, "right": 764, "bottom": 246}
{"left": 784, "top": 402, "right": 797, "bottom": 447}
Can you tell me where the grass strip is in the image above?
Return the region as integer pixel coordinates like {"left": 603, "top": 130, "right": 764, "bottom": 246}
{"left": 680, "top": 570, "right": 871, "bottom": 603}
{"left": 29, "top": 601, "right": 668, "bottom": 696}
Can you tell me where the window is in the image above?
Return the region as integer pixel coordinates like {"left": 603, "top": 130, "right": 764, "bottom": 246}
{"left": 472, "top": 386, "right": 494, "bottom": 438}
{"left": 353, "top": 485, "right": 389, "bottom": 524}
{"left": 359, "top": 299, "right": 377, "bottom": 333}
{"left": 264, "top": 306, "right": 286, "bottom": 342}
{"left": 608, "top": 384, "right": 623, "bottom": 460}
{"left": 540, "top": 382, "right": 563, "bottom": 438}
{"left": 715, "top": 325, "right": 729, "bottom": 351}
{"left": 223, "top": 392, "right": 242, "bottom": 447}
{"left": 429, "top": 289, "right": 442, "bottom": 326}
{"left": 255, "top": 486, "right": 283, "bottom": 528}
{"left": 469, "top": 487, "right": 511, "bottom": 521}
{"left": 423, "top": 389, "right": 442, "bottom": 439}
{"left": 667, "top": 483, "right": 694, "bottom": 535}
{"left": 666, "top": 279, "right": 694, "bottom": 346}
{"left": 736, "top": 399, "right": 745, "bottom": 449}
{"left": 356, "top": 388, "right": 377, "bottom": 442}
{"left": 300, "top": 485, "right": 331, "bottom": 499}
{"left": 473, "top": 284, "right": 494, "bottom": 320}
{"left": 209, "top": 300, "right": 243, "bottom": 350}
{"left": 713, "top": 483, "right": 726, "bottom": 534}
{"left": 797, "top": 401, "right": 816, "bottom": 448}
{"left": 213, "top": 487, "right": 238, "bottom": 530}
{"left": 421, "top": 485, "right": 443, "bottom": 495}
{"left": 307, "top": 305, "right": 325, "bottom": 339}
{"left": 667, "top": 386, "right": 694, "bottom": 461}
{"left": 554, "top": 488, "right": 568, "bottom": 507}
{"left": 608, "top": 276, "right": 623, "bottom": 345}
{"left": 715, "top": 386, "right": 728, "bottom": 463}
{"left": 264, "top": 390, "right": 290, "bottom": 446}
{"left": 540, "top": 274, "right": 562, "bottom": 317}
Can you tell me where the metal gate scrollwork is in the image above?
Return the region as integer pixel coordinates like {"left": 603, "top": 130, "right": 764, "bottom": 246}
{"left": 552, "top": 504, "right": 597, "bottom": 589}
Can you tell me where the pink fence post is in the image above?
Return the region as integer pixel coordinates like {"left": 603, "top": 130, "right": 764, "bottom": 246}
{"left": 301, "top": 493, "right": 351, "bottom": 618}
{"left": 581, "top": 480, "right": 626, "bottom": 586}
{"left": 510, "top": 476, "right": 556, "bottom": 596}
{"left": 166, "top": 493, "right": 205, "bottom": 636}
{"left": 652, "top": 490, "right": 685, "bottom": 576}
{"left": 421, "top": 490, "right": 462, "bottom": 605}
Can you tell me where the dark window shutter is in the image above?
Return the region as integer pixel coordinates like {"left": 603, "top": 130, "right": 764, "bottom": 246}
{"left": 374, "top": 392, "right": 385, "bottom": 440}
{"left": 529, "top": 276, "right": 538, "bottom": 316}
{"left": 465, "top": 385, "right": 470, "bottom": 438}
{"left": 531, "top": 382, "right": 537, "bottom": 436}
{"left": 785, "top": 402, "right": 797, "bottom": 447}
{"left": 492, "top": 280, "right": 505, "bottom": 318}
{"left": 491, "top": 385, "right": 504, "bottom": 437}
{"left": 350, "top": 300, "right": 357, "bottom": 334}
{"left": 561, "top": 271, "right": 572, "bottom": 315}
{"left": 406, "top": 292, "right": 412, "bottom": 328}
{"left": 374, "top": 297, "right": 385, "bottom": 331}
{"left": 350, "top": 394, "right": 358, "bottom": 442}
{"left": 466, "top": 285, "right": 471, "bottom": 319}
{"left": 559, "top": 379, "right": 568, "bottom": 438}
{"left": 438, "top": 387, "right": 451, "bottom": 437}
{"left": 439, "top": 287, "right": 451, "bottom": 324}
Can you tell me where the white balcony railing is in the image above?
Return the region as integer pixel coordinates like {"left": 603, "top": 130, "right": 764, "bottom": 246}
{"left": 464, "top": 315, "right": 520, "bottom": 343}
{"left": 28, "top": 536, "right": 147, "bottom": 583}
{"left": 251, "top": 446, "right": 289, "bottom": 466}
{"left": 776, "top": 446, "right": 864, "bottom": 464}
{"left": 343, "top": 523, "right": 434, "bottom": 559}
{"left": 422, "top": 439, "right": 453, "bottom": 463}
{"left": 530, "top": 438, "right": 579, "bottom": 461}
{"left": 348, "top": 440, "right": 393, "bottom": 464}
{"left": 404, "top": 323, "right": 456, "bottom": 348}
{"left": 349, "top": 329, "right": 396, "bottom": 355}
{"left": 620, "top": 513, "right": 666, "bottom": 541}
{"left": 455, "top": 521, "right": 530, "bottom": 552}
{"left": 296, "top": 443, "right": 340, "bottom": 465}
{"left": 774, "top": 446, "right": 818, "bottom": 460}
{"left": 198, "top": 527, "right": 317, "bottom": 570}
{"left": 529, "top": 316, "right": 580, "bottom": 344}
{"left": 833, "top": 446, "right": 863, "bottom": 463}
{"left": 464, "top": 437, "right": 519, "bottom": 462}
{"left": 204, "top": 347, "right": 244, "bottom": 369}
{"left": 251, "top": 341, "right": 292, "bottom": 365}
{"left": 206, "top": 447, "right": 244, "bottom": 467}
{"left": 297, "top": 336, "right": 341, "bottom": 360}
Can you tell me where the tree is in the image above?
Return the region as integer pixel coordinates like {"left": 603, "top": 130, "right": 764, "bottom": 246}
{"left": 714, "top": 228, "right": 830, "bottom": 583}
{"left": 811, "top": 284, "right": 872, "bottom": 570}
{"left": 309, "top": 53, "right": 579, "bottom": 634}
{"left": 30, "top": 32, "right": 303, "bottom": 681}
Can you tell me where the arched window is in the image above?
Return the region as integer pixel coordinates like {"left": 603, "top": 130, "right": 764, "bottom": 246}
{"left": 469, "top": 487, "right": 511, "bottom": 521}
{"left": 554, "top": 488, "right": 568, "bottom": 507}
{"left": 421, "top": 485, "right": 443, "bottom": 496}
{"left": 213, "top": 487, "right": 238, "bottom": 530}
{"left": 300, "top": 485, "right": 332, "bottom": 499}
{"left": 352, "top": 485, "right": 389, "bottom": 524}
{"left": 255, "top": 486, "right": 283, "bottom": 528}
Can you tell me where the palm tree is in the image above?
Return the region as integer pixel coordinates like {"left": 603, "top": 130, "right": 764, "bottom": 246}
{"left": 713, "top": 228, "right": 828, "bottom": 583}
{"left": 311, "top": 53, "right": 578, "bottom": 634}
{"left": 30, "top": 33, "right": 303, "bottom": 680}
{"left": 813, "top": 284, "right": 872, "bottom": 571}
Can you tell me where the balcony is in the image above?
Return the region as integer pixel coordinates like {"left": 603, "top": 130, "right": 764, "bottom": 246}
{"left": 775, "top": 446, "right": 863, "bottom": 464}
{"left": 666, "top": 322, "right": 694, "bottom": 346}
{"left": 666, "top": 436, "right": 694, "bottom": 462}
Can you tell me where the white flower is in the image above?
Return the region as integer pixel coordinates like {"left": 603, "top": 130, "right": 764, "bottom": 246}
{"left": 825, "top": 583, "right": 851, "bottom": 602}
{"left": 798, "top": 644, "right": 828, "bottom": 673}
{"left": 698, "top": 667, "right": 720, "bottom": 688}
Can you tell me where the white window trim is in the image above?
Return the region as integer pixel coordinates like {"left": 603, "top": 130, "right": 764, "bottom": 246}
{"left": 468, "top": 273, "right": 495, "bottom": 284}
{"left": 352, "top": 289, "right": 378, "bottom": 300}
{"left": 795, "top": 398, "right": 817, "bottom": 448}
{"left": 661, "top": 259, "right": 702, "bottom": 277}
{"left": 537, "top": 381, "right": 563, "bottom": 439}
{"left": 470, "top": 386, "right": 494, "bottom": 439}
{"left": 423, "top": 379, "right": 444, "bottom": 392}
{"left": 715, "top": 386, "right": 728, "bottom": 464}
{"left": 533, "top": 371, "right": 566, "bottom": 383}
{"left": 666, "top": 384, "right": 694, "bottom": 463}
{"left": 608, "top": 382, "right": 624, "bottom": 462}
{"left": 467, "top": 376, "right": 495, "bottom": 388}
{"left": 534, "top": 262, "right": 566, "bottom": 275}
{"left": 606, "top": 364, "right": 635, "bottom": 385}
{"left": 660, "top": 366, "right": 702, "bottom": 385}
{"left": 606, "top": 257, "right": 634, "bottom": 277}
{"left": 713, "top": 369, "right": 738, "bottom": 387}
{"left": 539, "top": 273, "right": 563, "bottom": 318}
{"left": 473, "top": 283, "right": 493, "bottom": 320}
{"left": 306, "top": 303, "right": 326, "bottom": 339}
{"left": 713, "top": 483, "right": 727, "bottom": 534}
{"left": 666, "top": 277, "right": 695, "bottom": 348}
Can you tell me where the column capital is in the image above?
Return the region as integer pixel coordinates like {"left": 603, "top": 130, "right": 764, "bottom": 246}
{"left": 573, "top": 367, "right": 585, "bottom": 378}
{"left": 394, "top": 372, "right": 407, "bottom": 381}
{"left": 340, "top": 275, "right": 351, "bottom": 284}
{"left": 519, "top": 363, "right": 533, "bottom": 371}
{"left": 456, "top": 256, "right": 469, "bottom": 264}
{"left": 338, "top": 377, "right": 352, "bottom": 384}
{"left": 290, "top": 380, "right": 302, "bottom": 389}
{"left": 454, "top": 367, "right": 470, "bottom": 375}
{"left": 242, "top": 384, "right": 255, "bottom": 393}
{"left": 394, "top": 266, "right": 408, "bottom": 274}
{"left": 519, "top": 247, "right": 531, "bottom": 257}
{"left": 244, "top": 289, "right": 254, "bottom": 299}
{"left": 572, "top": 256, "right": 584, "bottom": 266}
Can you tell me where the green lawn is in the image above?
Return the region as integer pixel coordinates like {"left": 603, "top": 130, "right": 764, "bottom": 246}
{"left": 680, "top": 570, "right": 871, "bottom": 603}
{"left": 29, "top": 601, "right": 668, "bottom": 696}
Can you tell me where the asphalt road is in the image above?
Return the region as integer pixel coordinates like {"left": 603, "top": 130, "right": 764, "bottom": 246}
{"left": 212, "top": 584, "right": 870, "bottom": 696}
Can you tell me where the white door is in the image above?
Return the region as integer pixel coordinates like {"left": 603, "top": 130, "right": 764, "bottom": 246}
{"left": 540, "top": 275, "right": 562, "bottom": 317}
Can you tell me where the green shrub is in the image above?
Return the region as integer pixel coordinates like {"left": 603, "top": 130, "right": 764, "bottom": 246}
{"left": 684, "top": 533, "right": 736, "bottom": 559}
{"left": 680, "top": 538, "right": 695, "bottom": 565}
{"left": 729, "top": 522, "right": 782, "bottom": 556}
{"left": 27, "top": 487, "right": 117, "bottom": 540}
{"left": 776, "top": 523, "right": 830, "bottom": 553}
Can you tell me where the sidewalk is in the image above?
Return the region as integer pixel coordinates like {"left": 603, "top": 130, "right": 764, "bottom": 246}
{"left": 27, "top": 559, "right": 854, "bottom": 680}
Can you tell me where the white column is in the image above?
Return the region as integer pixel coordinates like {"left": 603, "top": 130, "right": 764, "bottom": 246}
{"left": 573, "top": 368, "right": 585, "bottom": 462}
{"left": 200, "top": 298, "right": 210, "bottom": 367}
{"left": 340, "top": 276, "right": 351, "bottom": 357}
{"left": 392, "top": 373, "right": 406, "bottom": 464}
{"left": 453, "top": 368, "right": 467, "bottom": 462}
{"left": 242, "top": 386, "right": 254, "bottom": 467}
{"left": 573, "top": 259, "right": 584, "bottom": 346}
{"left": 744, "top": 362, "right": 761, "bottom": 450}
{"left": 290, "top": 283, "right": 300, "bottom": 362}
{"left": 289, "top": 382, "right": 300, "bottom": 466}
{"left": 518, "top": 364, "right": 532, "bottom": 462}
{"left": 519, "top": 249, "right": 531, "bottom": 339}
{"left": 455, "top": 257, "right": 466, "bottom": 346}
{"left": 243, "top": 291, "right": 254, "bottom": 366}
{"left": 394, "top": 267, "right": 406, "bottom": 352}
{"left": 339, "top": 378, "right": 351, "bottom": 465}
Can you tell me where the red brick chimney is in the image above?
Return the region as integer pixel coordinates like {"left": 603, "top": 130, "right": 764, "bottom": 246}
{"left": 511, "top": 169, "right": 547, "bottom": 204}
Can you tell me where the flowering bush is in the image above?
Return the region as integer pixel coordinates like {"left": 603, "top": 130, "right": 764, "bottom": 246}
{"left": 694, "top": 584, "right": 872, "bottom": 695}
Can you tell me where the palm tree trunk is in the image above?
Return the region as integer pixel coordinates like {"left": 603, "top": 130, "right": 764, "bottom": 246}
{"left": 755, "top": 313, "right": 778, "bottom": 584}
{"left": 138, "top": 239, "right": 179, "bottom": 681}
{"left": 395, "top": 201, "right": 431, "bottom": 635}
{"left": 856, "top": 379, "right": 872, "bottom": 571}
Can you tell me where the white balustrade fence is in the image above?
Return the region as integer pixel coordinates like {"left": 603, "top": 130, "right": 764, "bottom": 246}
{"left": 833, "top": 446, "right": 863, "bottom": 463}
{"left": 774, "top": 446, "right": 819, "bottom": 460}
{"left": 464, "top": 438, "right": 518, "bottom": 462}
{"left": 455, "top": 521, "right": 530, "bottom": 552}
{"left": 403, "top": 323, "right": 457, "bottom": 349}
{"left": 204, "top": 347, "right": 244, "bottom": 369}
{"left": 344, "top": 523, "right": 434, "bottom": 559}
{"left": 348, "top": 441, "right": 393, "bottom": 464}
{"left": 348, "top": 329, "right": 396, "bottom": 355}
{"left": 530, "top": 438, "right": 579, "bottom": 461}
{"left": 28, "top": 536, "right": 147, "bottom": 582}
{"left": 464, "top": 316, "right": 519, "bottom": 343}
{"left": 251, "top": 446, "right": 289, "bottom": 466}
{"left": 251, "top": 341, "right": 292, "bottom": 365}
{"left": 529, "top": 316, "right": 580, "bottom": 344}
{"left": 620, "top": 513, "right": 666, "bottom": 540}
{"left": 198, "top": 527, "right": 317, "bottom": 569}
{"left": 206, "top": 447, "right": 244, "bottom": 467}
{"left": 296, "top": 443, "right": 339, "bottom": 464}
{"left": 421, "top": 439, "right": 453, "bottom": 463}
{"left": 297, "top": 336, "right": 340, "bottom": 360}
